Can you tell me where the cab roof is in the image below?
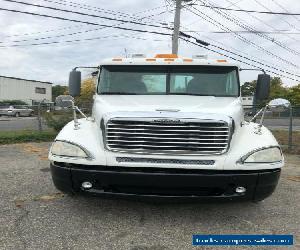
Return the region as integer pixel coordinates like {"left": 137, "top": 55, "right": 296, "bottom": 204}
{"left": 100, "top": 54, "right": 240, "bottom": 68}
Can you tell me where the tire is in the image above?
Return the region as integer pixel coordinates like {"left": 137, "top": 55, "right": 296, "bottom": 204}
{"left": 15, "top": 112, "right": 20, "bottom": 117}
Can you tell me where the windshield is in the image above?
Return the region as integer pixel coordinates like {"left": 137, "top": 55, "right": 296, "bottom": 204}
{"left": 98, "top": 65, "right": 239, "bottom": 96}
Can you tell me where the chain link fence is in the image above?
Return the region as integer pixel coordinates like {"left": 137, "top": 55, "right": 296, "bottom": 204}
{"left": 1, "top": 103, "right": 299, "bottom": 153}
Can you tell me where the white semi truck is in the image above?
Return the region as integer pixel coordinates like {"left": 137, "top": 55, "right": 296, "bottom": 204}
{"left": 49, "top": 54, "right": 290, "bottom": 202}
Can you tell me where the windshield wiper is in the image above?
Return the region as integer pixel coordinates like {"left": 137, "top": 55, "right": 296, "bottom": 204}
{"left": 100, "top": 92, "right": 137, "bottom": 95}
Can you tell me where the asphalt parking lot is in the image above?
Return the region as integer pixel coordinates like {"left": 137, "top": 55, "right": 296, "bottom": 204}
{"left": 0, "top": 142, "right": 299, "bottom": 250}
{"left": 0, "top": 117, "right": 48, "bottom": 131}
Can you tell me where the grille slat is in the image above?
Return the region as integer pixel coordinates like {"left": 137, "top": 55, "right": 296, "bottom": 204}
{"left": 107, "top": 132, "right": 228, "bottom": 137}
{"left": 105, "top": 118, "right": 231, "bottom": 155}
{"left": 107, "top": 136, "right": 228, "bottom": 141}
{"left": 107, "top": 128, "right": 228, "bottom": 133}
{"left": 107, "top": 140, "right": 228, "bottom": 145}
{"left": 108, "top": 124, "right": 229, "bottom": 129}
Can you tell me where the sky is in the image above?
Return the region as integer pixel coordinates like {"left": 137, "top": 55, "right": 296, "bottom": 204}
{"left": 0, "top": 0, "right": 299, "bottom": 86}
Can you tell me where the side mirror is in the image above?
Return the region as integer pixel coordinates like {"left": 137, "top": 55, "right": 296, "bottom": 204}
{"left": 268, "top": 98, "right": 290, "bottom": 113}
{"left": 55, "top": 95, "right": 74, "bottom": 108}
{"left": 255, "top": 74, "right": 270, "bottom": 101}
{"left": 69, "top": 69, "right": 81, "bottom": 97}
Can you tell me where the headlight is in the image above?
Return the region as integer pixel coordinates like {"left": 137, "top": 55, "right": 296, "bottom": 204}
{"left": 240, "top": 147, "right": 282, "bottom": 164}
{"left": 50, "top": 141, "right": 91, "bottom": 159}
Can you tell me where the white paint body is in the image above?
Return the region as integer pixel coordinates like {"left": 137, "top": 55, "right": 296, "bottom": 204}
{"left": 49, "top": 57, "right": 283, "bottom": 171}
{"left": 0, "top": 76, "right": 52, "bottom": 105}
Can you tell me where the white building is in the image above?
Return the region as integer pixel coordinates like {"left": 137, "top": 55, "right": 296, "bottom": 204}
{"left": 0, "top": 75, "right": 52, "bottom": 105}
{"left": 241, "top": 96, "right": 254, "bottom": 107}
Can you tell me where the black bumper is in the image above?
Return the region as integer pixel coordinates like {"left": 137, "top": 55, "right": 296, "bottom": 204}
{"left": 50, "top": 162, "right": 281, "bottom": 202}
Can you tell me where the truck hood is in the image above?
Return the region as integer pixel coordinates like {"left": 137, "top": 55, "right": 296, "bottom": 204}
{"left": 94, "top": 95, "right": 244, "bottom": 124}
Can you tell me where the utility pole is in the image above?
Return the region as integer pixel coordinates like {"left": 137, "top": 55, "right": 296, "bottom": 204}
{"left": 172, "top": 0, "right": 182, "bottom": 55}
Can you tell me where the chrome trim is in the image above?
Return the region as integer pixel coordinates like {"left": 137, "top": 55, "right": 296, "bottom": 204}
{"left": 116, "top": 157, "right": 215, "bottom": 165}
{"left": 103, "top": 115, "right": 233, "bottom": 156}
{"left": 237, "top": 146, "right": 283, "bottom": 164}
{"left": 50, "top": 140, "right": 94, "bottom": 160}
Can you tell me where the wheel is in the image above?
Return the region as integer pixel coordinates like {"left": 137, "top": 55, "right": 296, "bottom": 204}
{"left": 15, "top": 112, "right": 20, "bottom": 117}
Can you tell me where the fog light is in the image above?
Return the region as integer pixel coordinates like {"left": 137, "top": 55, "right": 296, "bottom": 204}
{"left": 235, "top": 186, "right": 246, "bottom": 194}
{"left": 81, "top": 181, "right": 93, "bottom": 190}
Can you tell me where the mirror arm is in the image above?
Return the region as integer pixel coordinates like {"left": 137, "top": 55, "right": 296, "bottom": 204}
{"left": 250, "top": 105, "right": 269, "bottom": 134}
{"left": 71, "top": 101, "right": 88, "bottom": 130}
{"left": 73, "top": 66, "right": 100, "bottom": 71}
{"left": 70, "top": 100, "right": 79, "bottom": 130}
{"left": 75, "top": 106, "right": 87, "bottom": 119}
{"left": 249, "top": 107, "right": 265, "bottom": 123}
{"left": 240, "top": 68, "right": 266, "bottom": 74}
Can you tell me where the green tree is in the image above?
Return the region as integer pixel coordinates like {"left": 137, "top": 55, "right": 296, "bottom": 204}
{"left": 286, "top": 84, "right": 300, "bottom": 105}
{"left": 269, "top": 77, "right": 288, "bottom": 100}
{"left": 241, "top": 80, "right": 256, "bottom": 96}
{"left": 52, "top": 85, "right": 68, "bottom": 101}
{"left": 75, "top": 78, "right": 96, "bottom": 109}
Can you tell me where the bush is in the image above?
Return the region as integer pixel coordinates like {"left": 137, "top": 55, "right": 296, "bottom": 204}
{"left": 0, "top": 100, "right": 28, "bottom": 106}
{"left": 0, "top": 130, "right": 57, "bottom": 144}
{"left": 43, "top": 112, "right": 73, "bottom": 132}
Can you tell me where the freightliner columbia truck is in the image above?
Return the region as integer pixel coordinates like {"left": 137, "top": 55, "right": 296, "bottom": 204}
{"left": 49, "top": 54, "right": 290, "bottom": 202}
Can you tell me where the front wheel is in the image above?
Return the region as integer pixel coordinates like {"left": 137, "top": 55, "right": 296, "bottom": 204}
{"left": 15, "top": 112, "right": 20, "bottom": 117}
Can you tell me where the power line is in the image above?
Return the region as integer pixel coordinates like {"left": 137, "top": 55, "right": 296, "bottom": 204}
{"left": 186, "top": 5, "right": 299, "bottom": 68}
{"left": 182, "top": 30, "right": 300, "bottom": 35}
{"left": 194, "top": 2, "right": 300, "bottom": 16}
{"left": 271, "top": 0, "right": 300, "bottom": 24}
{"left": 182, "top": 22, "right": 287, "bottom": 70}
{"left": 0, "top": 3, "right": 168, "bottom": 42}
{"left": 40, "top": 0, "right": 167, "bottom": 24}
{"left": 0, "top": 9, "right": 169, "bottom": 44}
{"left": 1, "top": 1, "right": 298, "bottom": 81}
{"left": 223, "top": 0, "right": 299, "bottom": 43}
{"left": 181, "top": 38, "right": 299, "bottom": 82}
{"left": 1, "top": 0, "right": 169, "bottom": 30}
{"left": 202, "top": 0, "right": 300, "bottom": 56}
{"left": 0, "top": 33, "right": 166, "bottom": 48}
{"left": 2, "top": 24, "right": 84, "bottom": 38}
{"left": 252, "top": 0, "right": 299, "bottom": 32}
{"left": 194, "top": 0, "right": 300, "bottom": 62}
{"left": 0, "top": 7, "right": 172, "bottom": 36}
{"left": 180, "top": 32, "right": 300, "bottom": 80}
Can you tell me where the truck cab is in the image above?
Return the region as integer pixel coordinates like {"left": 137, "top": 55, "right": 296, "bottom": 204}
{"left": 49, "top": 54, "right": 287, "bottom": 202}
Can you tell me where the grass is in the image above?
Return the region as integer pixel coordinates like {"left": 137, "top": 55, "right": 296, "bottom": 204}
{"left": 272, "top": 130, "right": 300, "bottom": 154}
{"left": 0, "top": 130, "right": 57, "bottom": 145}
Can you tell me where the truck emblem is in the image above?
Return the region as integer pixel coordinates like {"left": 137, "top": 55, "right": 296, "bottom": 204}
{"left": 152, "top": 118, "right": 182, "bottom": 124}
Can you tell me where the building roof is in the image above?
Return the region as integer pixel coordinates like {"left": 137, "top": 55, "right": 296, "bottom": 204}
{"left": 0, "top": 75, "right": 53, "bottom": 85}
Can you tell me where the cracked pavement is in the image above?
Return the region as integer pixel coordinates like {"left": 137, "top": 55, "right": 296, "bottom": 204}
{"left": 0, "top": 142, "right": 299, "bottom": 250}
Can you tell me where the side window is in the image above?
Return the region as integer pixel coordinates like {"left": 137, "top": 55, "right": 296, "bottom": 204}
{"left": 35, "top": 87, "right": 46, "bottom": 94}
{"left": 142, "top": 74, "right": 166, "bottom": 93}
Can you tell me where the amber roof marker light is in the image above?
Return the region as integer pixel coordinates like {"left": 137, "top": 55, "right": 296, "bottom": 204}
{"left": 155, "top": 54, "right": 178, "bottom": 58}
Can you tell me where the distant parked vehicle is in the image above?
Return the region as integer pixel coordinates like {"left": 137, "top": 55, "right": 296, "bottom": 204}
{"left": 0, "top": 105, "right": 34, "bottom": 117}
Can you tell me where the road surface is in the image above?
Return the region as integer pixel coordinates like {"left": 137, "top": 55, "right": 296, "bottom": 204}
{"left": 0, "top": 142, "right": 299, "bottom": 249}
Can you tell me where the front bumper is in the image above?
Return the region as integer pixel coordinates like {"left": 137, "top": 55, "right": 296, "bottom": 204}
{"left": 50, "top": 162, "right": 281, "bottom": 202}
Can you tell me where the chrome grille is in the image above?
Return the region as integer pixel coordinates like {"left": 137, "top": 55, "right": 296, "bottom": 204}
{"left": 105, "top": 118, "right": 231, "bottom": 155}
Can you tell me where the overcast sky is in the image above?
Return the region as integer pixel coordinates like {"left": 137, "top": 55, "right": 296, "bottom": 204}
{"left": 0, "top": 0, "right": 299, "bottom": 86}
